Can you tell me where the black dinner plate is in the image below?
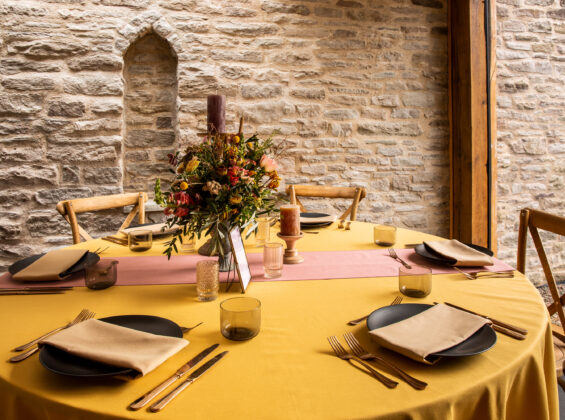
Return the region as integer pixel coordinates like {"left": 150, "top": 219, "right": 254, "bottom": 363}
{"left": 366, "top": 303, "right": 496, "bottom": 361}
{"left": 414, "top": 243, "right": 493, "bottom": 266}
{"left": 300, "top": 212, "right": 334, "bottom": 229}
{"left": 8, "top": 251, "right": 100, "bottom": 278}
{"left": 39, "top": 315, "right": 183, "bottom": 377}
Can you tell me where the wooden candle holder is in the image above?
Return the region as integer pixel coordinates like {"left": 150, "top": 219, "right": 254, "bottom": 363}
{"left": 277, "top": 232, "right": 304, "bottom": 264}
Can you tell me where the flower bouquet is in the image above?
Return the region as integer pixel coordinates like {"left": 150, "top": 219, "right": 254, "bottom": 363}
{"left": 154, "top": 131, "right": 281, "bottom": 260}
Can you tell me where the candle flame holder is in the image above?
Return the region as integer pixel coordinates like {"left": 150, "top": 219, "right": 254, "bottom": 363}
{"left": 276, "top": 232, "right": 304, "bottom": 264}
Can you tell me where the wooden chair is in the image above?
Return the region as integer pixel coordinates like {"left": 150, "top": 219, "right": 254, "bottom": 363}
{"left": 286, "top": 185, "right": 366, "bottom": 221}
{"left": 517, "top": 208, "right": 565, "bottom": 389}
{"left": 56, "top": 192, "right": 148, "bottom": 244}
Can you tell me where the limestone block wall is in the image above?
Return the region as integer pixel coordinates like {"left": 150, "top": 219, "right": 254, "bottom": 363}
{"left": 496, "top": 0, "right": 565, "bottom": 284}
{"left": 0, "top": 0, "right": 449, "bottom": 271}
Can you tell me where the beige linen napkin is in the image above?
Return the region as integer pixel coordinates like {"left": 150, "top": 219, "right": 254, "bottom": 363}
{"left": 299, "top": 214, "right": 337, "bottom": 224}
{"left": 12, "top": 249, "right": 88, "bottom": 282}
{"left": 369, "top": 304, "right": 491, "bottom": 364}
{"left": 41, "top": 319, "right": 188, "bottom": 376}
{"left": 424, "top": 239, "right": 493, "bottom": 267}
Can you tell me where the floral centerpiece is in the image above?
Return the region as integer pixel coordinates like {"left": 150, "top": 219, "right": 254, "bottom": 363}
{"left": 154, "top": 131, "right": 281, "bottom": 259}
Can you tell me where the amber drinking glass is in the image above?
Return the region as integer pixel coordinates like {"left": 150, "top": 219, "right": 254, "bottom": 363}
{"left": 399, "top": 266, "right": 432, "bottom": 298}
{"left": 128, "top": 230, "right": 152, "bottom": 252}
{"left": 196, "top": 260, "right": 219, "bottom": 302}
{"left": 220, "top": 297, "right": 261, "bottom": 341}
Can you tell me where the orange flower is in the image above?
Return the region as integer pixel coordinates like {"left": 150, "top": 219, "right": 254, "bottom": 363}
{"left": 229, "top": 195, "right": 243, "bottom": 205}
{"left": 179, "top": 181, "right": 188, "bottom": 190}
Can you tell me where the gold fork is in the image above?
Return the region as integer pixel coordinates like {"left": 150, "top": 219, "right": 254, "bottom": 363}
{"left": 388, "top": 248, "right": 412, "bottom": 269}
{"left": 343, "top": 332, "right": 427, "bottom": 390}
{"left": 347, "top": 296, "right": 403, "bottom": 326}
{"left": 10, "top": 310, "right": 96, "bottom": 362}
{"left": 327, "top": 336, "right": 398, "bottom": 388}
{"left": 451, "top": 266, "right": 514, "bottom": 280}
{"left": 180, "top": 322, "right": 203, "bottom": 334}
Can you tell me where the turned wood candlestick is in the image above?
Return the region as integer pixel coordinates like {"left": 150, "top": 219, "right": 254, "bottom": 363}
{"left": 277, "top": 232, "right": 304, "bottom": 264}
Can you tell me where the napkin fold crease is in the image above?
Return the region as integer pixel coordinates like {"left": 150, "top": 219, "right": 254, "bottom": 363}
{"left": 12, "top": 249, "right": 89, "bottom": 282}
{"left": 40, "top": 319, "right": 188, "bottom": 376}
{"left": 424, "top": 240, "right": 493, "bottom": 267}
{"left": 369, "top": 304, "right": 491, "bottom": 364}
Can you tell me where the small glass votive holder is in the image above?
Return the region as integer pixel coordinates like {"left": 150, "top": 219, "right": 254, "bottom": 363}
{"left": 255, "top": 217, "right": 271, "bottom": 247}
{"left": 220, "top": 297, "right": 261, "bottom": 341}
{"left": 180, "top": 233, "right": 196, "bottom": 253}
{"left": 374, "top": 225, "right": 396, "bottom": 246}
{"left": 263, "top": 242, "right": 283, "bottom": 278}
{"left": 196, "top": 260, "right": 219, "bottom": 301}
{"left": 399, "top": 266, "right": 432, "bottom": 298}
{"left": 128, "top": 230, "right": 152, "bottom": 252}
{"left": 85, "top": 260, "right": 119, "bottom": 290}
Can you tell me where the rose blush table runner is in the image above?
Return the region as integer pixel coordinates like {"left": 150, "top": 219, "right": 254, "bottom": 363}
{"left": 0, "top": 248, "right": 514, "bottom": 288}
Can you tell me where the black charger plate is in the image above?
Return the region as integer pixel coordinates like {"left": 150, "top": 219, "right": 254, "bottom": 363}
{"left": 415, "top": 243, "right": 493, "bottom": 266}
{"left": 8, "top": 252, "right": 100, "bottom": 278}
{"left": 366, "top": 303, "right": 496, "bottom": 361}
{"left": 300, "top": 212, "right": 334, "bottom": 229}
{"left": 39, "top": 315, "right": 183, "bottom": 377}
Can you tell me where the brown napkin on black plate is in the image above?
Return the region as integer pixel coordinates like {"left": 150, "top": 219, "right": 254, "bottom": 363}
{"left": 424, "top": 239, "right": 493, "bottom": 267}
{"left": 369, "top": 304, "right": 491, "bottom": 364}
{"left": 12, "top": 249, "right": 88, "bottom": 282}
{"left": 41, "top": 319, "right": 188, "bottom": 376}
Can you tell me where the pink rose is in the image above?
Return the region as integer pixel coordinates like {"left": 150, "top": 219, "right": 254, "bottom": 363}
{"left": 260, "top": 155, "right": 278, "bottom": 173}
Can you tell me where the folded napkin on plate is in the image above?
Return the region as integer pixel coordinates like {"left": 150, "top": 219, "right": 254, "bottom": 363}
{"left": 40, "top": 319, "right": 188, "bottom": 376}
{"left": 424, "top": 239, "right": 493, "bottom": 267}
{"left": 299, "top": 214, "right": 337, "bottom": 224}
{"left": 120, "top": 223, "right": 178, "bottom": 236}
{"left": 12, "top": 249, "right": 88, "bottom": 282}
{"left": 369, "top": 304, "right": 491, "bottom": 364}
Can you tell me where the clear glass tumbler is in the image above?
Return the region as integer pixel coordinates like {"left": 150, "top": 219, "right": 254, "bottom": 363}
{"left": 255, "top": 217, "right": 270, "bottom": 247}
{"left": 263, "top": 242, "right": 283, "bottom": 278}
{"left": 399, "top": 265, "right": 432, "bottom": 298}
{"left": 180, "top": 233, "right": 196, "bottom": 253}
{"left": 374, "top": 225, "right": 396, "bottom": 246}
{"left": 196, "top": 260, "right": 219, "bottom": 301}
{"left": 220, "top": 297, "right": 261, "bottom": 341}
{"left": 128, "top": 230, "right": 152, "bottom": 252}
{"left": 85, "top": 260, "right": 119, "bottom": 290}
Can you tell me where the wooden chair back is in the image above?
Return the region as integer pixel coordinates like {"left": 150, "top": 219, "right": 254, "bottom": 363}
{"left": 56, "top": 192, "right": 148, "bottom": 244}
{"left": 517, "top": 208, "right": 565, "bottom": 333}
{"left": 286, "top": 185, "right": 366, "bottom": 221}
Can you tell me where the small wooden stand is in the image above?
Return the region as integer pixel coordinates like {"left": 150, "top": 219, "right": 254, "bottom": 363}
{"left": 277, "top": 232, "right": 304, "bottom": 264}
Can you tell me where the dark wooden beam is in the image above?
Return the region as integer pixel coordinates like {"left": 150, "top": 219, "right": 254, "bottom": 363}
{"left": 448, "top": 0, "right": 497, "bottom": 251}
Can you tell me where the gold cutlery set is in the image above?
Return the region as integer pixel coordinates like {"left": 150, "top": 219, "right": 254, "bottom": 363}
{"left": 9, "top": 309, "right": 96, "bottom": 362}
{"left": 335, "top": 299, "right": 529, "bottom": 387}
{"left": 102, "top": 236, "right": 129, "bottom": 246}
{"left": 0, "top": 286, "right": 73, "bottom": 296}
{"left": 129, "top": 343, "right": 228, "bottom": 412}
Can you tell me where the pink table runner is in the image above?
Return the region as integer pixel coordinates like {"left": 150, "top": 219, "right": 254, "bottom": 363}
{"left": 0, "top": 249, "right": 515, "bottom": 289}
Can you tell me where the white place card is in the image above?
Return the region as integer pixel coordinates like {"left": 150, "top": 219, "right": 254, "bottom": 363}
{"left": 228, "top": 227, "right": 251, "bottom": 293}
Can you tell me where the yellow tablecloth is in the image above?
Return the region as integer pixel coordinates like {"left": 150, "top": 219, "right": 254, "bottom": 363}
{"left": 0, "top": 222, "right": 558, "bottom": 419}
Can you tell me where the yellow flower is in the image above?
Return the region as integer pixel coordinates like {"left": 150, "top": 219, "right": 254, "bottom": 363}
{"left": 185, "top": 157, "right": 200, "bottom": 172}
{"left": 176, "top": 162, "right": 185, "bottom": 173}
{"left": 229, "top": 195, "right": 243, "bottom": 205}
{"left": 179, "top": 181, "right": 188, "bottom": 190}
{"left": 233, "top": 135, "right": 240, "bottom": 144}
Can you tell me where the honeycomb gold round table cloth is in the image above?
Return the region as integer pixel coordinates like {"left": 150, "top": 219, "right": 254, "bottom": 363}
{"left": 0, "top": 223, "right": 558, "bottom": 420}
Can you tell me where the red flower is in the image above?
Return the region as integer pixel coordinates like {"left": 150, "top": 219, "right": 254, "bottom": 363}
{"left": 175, "top": 207, "right": 189, "bottom": 217}
{"left": 164, "top": 208, "right": 173, "bottom": 216}
{"left": 174, "top": 191, "right": 191, "bottom": 205}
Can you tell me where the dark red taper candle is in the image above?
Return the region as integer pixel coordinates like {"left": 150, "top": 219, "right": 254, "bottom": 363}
{"left": 207, "top": 95, "right": 226, "bottom": 134}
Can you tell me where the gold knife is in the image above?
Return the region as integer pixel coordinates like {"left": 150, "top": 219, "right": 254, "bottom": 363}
{"left": 149, "top": 351, "right": 228, "bottom": 412}
{"left": 128, "top": 343, "right": 219, "bottom": 411}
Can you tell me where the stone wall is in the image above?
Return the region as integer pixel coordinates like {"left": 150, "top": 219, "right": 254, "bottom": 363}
{"left": 496, "top": 0, "right": 565, "bottom": 284}
{"left": 0, "top": 0, "right": 449, "bottom": 271}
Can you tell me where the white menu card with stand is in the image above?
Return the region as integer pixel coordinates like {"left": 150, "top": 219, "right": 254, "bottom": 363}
{"left": 228, "top": 227, "right": 251, "bottom": 293}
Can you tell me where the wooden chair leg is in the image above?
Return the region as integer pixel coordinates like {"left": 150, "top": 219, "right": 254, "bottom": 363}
{"left": 64, "top": 201, "right": 81, "bottom": 244}
{"left": 138, "top": 192, "right": 145, "bottom": 224}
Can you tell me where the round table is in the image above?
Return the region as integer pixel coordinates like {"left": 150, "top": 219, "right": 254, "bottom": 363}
{"left": 0, "top": 222, "right": 558, "bottom": 419}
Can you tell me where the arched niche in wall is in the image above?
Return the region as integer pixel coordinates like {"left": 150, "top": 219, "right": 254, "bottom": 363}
{"left": 123, "top": 32, "right": 178, "bottom": 192}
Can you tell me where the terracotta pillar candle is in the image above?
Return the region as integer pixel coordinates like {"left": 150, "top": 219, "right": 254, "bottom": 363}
{"left": 280, "top": 205, "right": 300, "bottom": 236}
{"left": 207, "top": 95, "right": 226, "bottom": 134}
